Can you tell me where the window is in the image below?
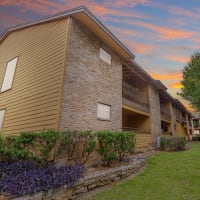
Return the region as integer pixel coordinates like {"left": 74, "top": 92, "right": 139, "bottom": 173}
{"left": 1, "top": 57, "right": 18, "bottom": 92}
{"left": 0, "top": 110, "right": 5, "bottom": 131}
{"left": 99, "top": 48, "right": 111, "bottom": 65}
{"left": 97, "top": 103, "right": 111, "bottom": 120}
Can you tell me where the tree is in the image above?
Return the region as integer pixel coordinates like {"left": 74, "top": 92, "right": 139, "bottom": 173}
{"left": 179, "top": 52, "right": 200, "bottom": 111}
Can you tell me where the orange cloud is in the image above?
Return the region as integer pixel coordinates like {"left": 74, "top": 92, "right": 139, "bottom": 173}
{"left": 168, "top": 6, "right": 200, "bottom": 20}
{"left": 0, "top": 0, "right": 61, "bottom": 13}
{"left": 104, "top": 0, "right": 149, "bottom": 8}
{"left": 149, "top": 70, "right": 182, "bottom": 81}
{"left": 107, "top": 26, "right": 156, "bottom": 54}
{"left": 169, "top": 82, "right": 182, "bottom": 89}
{"left": 127, "top": 41, "right": 156, "bottom": 54}
{"left": 163, "top": 55, "right": 190, "bottom": 63}
{"left": 109, "top": 26, "right": 140, "bottom": 38}
{"left": 0, "top": 14, "right": 23, "bottom": 25}
{"left": 0, "top": 0, "right": 150, "bottom": 20}
{"left": 130, "top": 21, "right": 195, "bottom": 40}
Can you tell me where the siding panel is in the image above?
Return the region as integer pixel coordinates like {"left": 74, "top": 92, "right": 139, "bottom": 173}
{"left": 135, "top": 133, "right": 152, "bottom": 148}
{"left": 176, "top": 122, "right": 187, "bottom": 137}
{"left": 0, "top": 18, "right": 69, "bottom": 135}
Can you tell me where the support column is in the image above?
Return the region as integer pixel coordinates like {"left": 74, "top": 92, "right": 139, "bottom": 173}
{"left": 148, "top": 86, "right": 161, "bottom": 147}
{"left": 169, "top": 103, "right": 176, "bottom": 136}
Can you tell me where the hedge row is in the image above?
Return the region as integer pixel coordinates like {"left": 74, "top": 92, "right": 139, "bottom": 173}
{"left": 0, "top": 130, "right": 135, "bottom": 197}
{"left": 0, "top": 130, "right": 136, "bottom": 166}
{"left": 192, "top": 135, "right": 200, "bottom": 141}
{"left": 160, "top": 136, "right": 186, "bottom": 151}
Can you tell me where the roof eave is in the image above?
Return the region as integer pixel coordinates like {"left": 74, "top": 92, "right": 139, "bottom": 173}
{"left": 0, "top": 6, "right": 134, "bottom": 60}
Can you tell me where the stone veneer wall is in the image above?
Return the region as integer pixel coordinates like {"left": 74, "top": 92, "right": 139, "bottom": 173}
{"left": 148, "top": 86, "right": 161, "bottom": 146}
{"left": 170, "top": 103, "right": 176, "bottom": 136}
{"left": 13, "top": 159, "right": 145, "bottom": 200}
{"left": 59, "top": 18, "right": 122, "bottom": 131}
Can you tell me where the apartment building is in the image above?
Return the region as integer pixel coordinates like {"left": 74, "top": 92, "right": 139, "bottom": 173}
{"left": 0, "top": 6, "right": 193, "bottom": 150}
{"left": 192, "top": 113, "right": 200, "bottom": 135}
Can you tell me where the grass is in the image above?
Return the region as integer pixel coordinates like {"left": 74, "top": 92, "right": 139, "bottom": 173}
{"left": 89, "top": 143, "right": 200, "bottom": 200}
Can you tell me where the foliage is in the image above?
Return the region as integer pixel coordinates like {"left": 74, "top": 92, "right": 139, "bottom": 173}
{"left": 114, "top": 132, "right": 136, "bottom": 161}
{"left": 160, "top": 136, "right": 186, "bottom": 151}
{"left": 0, "top": 134, "right": 38, "bottom": 162}
{"left": 34, "top": 130, "right": 59, "bottom": 162}
{"left": 89, "top": 143, "right": 200, "bottom": 200}
{"left": 0, "top": 161, "right": 85, "bottom": 198}
{"left": 96, "top": 131, "right": 135, "bottom": 166}
{"left": 96, "top": 131, "right": 117, "bottom": 166}
{"left": 56, "top": 130, "right": 96, "bottom": 165}
{"left": 0, "top": 130, "right": 96, "bottom": 165}
{"left": 179, "top": 52, "right": 200, "bottom": 111}
{"left": 0, "top": 131, "right": 59, "bottom": 163}
{"left": 192, "top": 135, "right": 200, "bottom": 141}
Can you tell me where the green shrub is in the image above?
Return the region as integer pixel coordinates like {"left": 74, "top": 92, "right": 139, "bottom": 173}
{"left": 0, "top": 130, "right": 96, "bottom": 165}
{"left": 96, "top": 131, "right": 117, "bottom": 166}
{"left": 96, "top": 131, "right": 135, "bottom": 166}
{"left": 192, "top": 135, "right": 200, "bottom": 141}
{"left": 114, "top": 132, "right": 136, "bottom": 161}
{"left": 0, "top": 134, "right": 38, "bottom": 162}
{"left": 34, "top": 130, "right": 59, "bottom": 162}
{"left": 65, "top": 131, "right": 96, "bottom": 165}
{"left": 55, "top": 130, "right": 96, "bottom": 165}
{"left": 160, "top": 136, "right": 186, "bottom": 151}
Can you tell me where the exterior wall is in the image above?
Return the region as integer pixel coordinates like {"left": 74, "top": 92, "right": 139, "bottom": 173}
{"left": 0, "top": 19, "right": 69, "bottom": 135}
{"left": 148, "top": 86, "right": 161, "bottom": 146}
{"left": 185, "top": 115, "right": 191, "bottom": 137}
{"left": 129, "top": 115, "right": 150, "bottom": 130}
{"left": 170, "top": 103, "right": 176, "bottom": 135}
{"left": 59, "top": 18, "right": 122, "bottom": 131}
{"left": 135, "top": 133, "right": 152, "bottom": 148}
{"left": 176, "top": 122, "right": 187, "bottom": 137}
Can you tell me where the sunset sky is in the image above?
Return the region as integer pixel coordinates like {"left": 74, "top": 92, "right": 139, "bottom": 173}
{"left": 0, "top": 0, "right": 199, "bottom": 111}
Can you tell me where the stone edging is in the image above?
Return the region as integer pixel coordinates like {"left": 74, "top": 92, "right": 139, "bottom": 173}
{"left": 13, "top": 159, "right": 146, "bottom": 200}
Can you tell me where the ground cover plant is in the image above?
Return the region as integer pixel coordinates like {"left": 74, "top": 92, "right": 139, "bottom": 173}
{"left": 0, "top": 161, "right": 85, "bottom": 197}
{"left": 89, "top": 143, "right": 200, "bottom": 200}
{"left": 0, "top": 130, "right": 136, "bottom": 198}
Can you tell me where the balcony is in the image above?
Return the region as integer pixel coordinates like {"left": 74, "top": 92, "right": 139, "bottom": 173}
{"left": 122, "top": 81, "right": 149, "bottom": 113}
{"left": 181, "top": 118, "right": 187, "bottom": 126}
{"left": 193, "top": 120, "right": 200, "bottom": 128}
{"left": 122, "top": 127, "right": 150, "bottom": 133}
{"left": 160, "top": 106, "right": 171, "bottom": 121}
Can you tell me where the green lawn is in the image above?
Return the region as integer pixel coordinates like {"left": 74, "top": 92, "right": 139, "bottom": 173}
{"left": 89, "top": 143, "right": 200, "bottom": 200}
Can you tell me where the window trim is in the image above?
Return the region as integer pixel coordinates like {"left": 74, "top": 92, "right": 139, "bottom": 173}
{"left": 1, "top": 57, "right": 18, "bottom": 93}
{"left": 0, "top": 109, "right": 5, "bottom": 131}
{"left": 99, "top": 48, "right": 112, "bottom": 65}
{"left": 97, "top": 103, "right": 111, "bottom": 121}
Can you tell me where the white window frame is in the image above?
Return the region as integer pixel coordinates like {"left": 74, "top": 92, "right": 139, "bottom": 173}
{"left": 0, "top": 110, "right": 5, "bottom": 131}
{"left": 1, "top": 57, "right": 18, "bottom": 92}
{"left": 99, "top": 48, "right": 111, "bottom": 65}
{"left": 97, "top": 103, "right": 111, "bottom": 121}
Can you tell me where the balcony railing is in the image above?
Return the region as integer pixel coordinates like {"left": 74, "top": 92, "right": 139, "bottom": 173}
{"left": 160, "top": 106, "right": 171, "bottom": 121}
{"left": 122, "top": 81, "right": 149, "bottom": 112}
{"left": 181, "top": 119, "right": 187, "bottom": 126}
{"left": 122, "top": 127, "right": 150, "bottom": 133}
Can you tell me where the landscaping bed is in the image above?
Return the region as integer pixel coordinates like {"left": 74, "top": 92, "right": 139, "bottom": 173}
{"left": 88, "top": 142, "right": 200, "bottom": 200}
{"left": 0, "top": 130, "right": 140, "bottom": 199}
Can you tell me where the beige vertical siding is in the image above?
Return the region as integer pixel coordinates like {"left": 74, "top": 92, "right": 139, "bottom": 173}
{"left": 135, "top": 133, "right": 152, "bottom": 148}
{"left": 176, "top": 122, "right": 187, "bottom": 137}
{"left": 0, "top": 18, "right": 69, "bottom": 135}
